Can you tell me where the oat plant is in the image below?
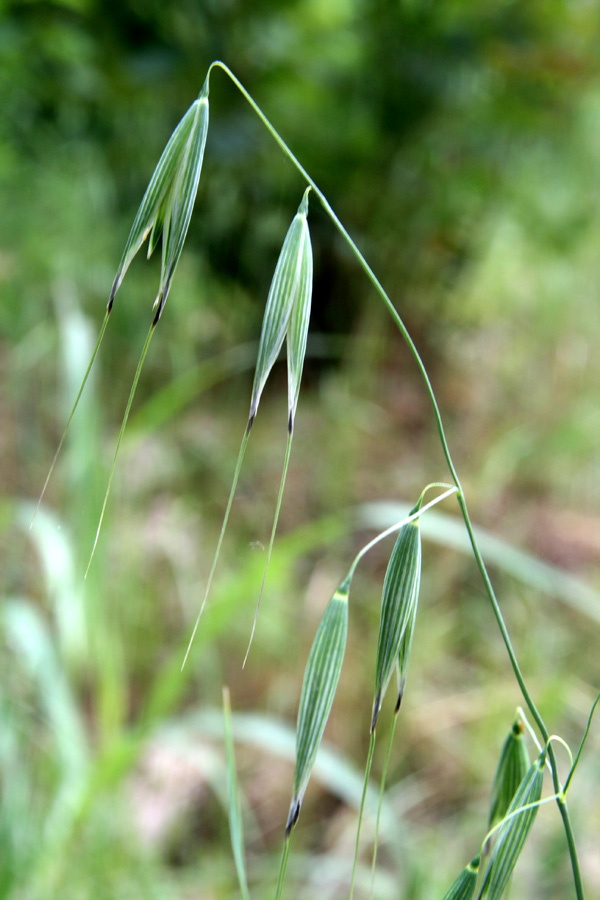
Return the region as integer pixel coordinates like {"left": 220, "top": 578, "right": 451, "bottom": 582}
{"left": 37, "top": 60, "right": 599, "bottom": 900}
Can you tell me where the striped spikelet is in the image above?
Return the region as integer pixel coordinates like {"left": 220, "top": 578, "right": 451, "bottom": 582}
{"left": 372, "top": 512, "right": 422, "bottom": 731}
{"left": 488, "top": 714, "right": 531, "bottom": 832}
{"left": 286, "top": 575, "right": 349, "bottom": 834}
{"left": 481, "top": 749, "right": 546, "bottom": 900}
{"left": 110, "top": 78, "right": 210, "bottom": 323}
{"left": 249, "top": 187, "right": 313, "bottom": 432}
{"left": 441, "top": 856, "right": 480, "bottom": 900}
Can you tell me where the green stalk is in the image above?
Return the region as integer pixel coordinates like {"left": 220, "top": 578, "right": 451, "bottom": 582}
{"left": 182, "top": 426, "right": 251, "bottom": 670}
{"left": 85, "top": 321, "right": 155, "bottom": 578}
{"left": 32, "top": 308, "right": 111, "bottom": 527}
{"left": 274, "top": 834, "right": 292, "bottom": 900}
{"left": 371, "top": 713, "right": 397, "bottom": 893}
{"left": 564, "top": 692, "right": 600, "bottom": 793}
{"left": 207, "top": 60, "right": 586, "bottom": 900}
{"left": 243, "top": 428, "right": 293, "bottom": 668}
{"left": 350, "top": 729, "right": 376, "bottom": 900}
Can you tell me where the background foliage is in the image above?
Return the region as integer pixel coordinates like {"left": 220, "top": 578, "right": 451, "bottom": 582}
{"left": 1, "top": 1, "right": 599, "bottom": 897}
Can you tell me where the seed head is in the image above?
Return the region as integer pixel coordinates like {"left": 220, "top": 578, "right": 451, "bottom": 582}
{"left": 488, "top": 714, "right": 531, "bottom": 831}
{"left": 249, "top": 187, "right": 313, "bottom": 432}
{"left": 372, "top": 512, "right": 422, "bottom": 731}
{"left": 286, "top": 574, "right": 349, "bottom": 835}
{"left": 109, "top": 78, "right": 210, "bottom": 323}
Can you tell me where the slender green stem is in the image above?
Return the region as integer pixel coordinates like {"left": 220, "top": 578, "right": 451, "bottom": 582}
{"left": 85, "top": 321, "right": 155, "bottom": 578}
{"left": 274, "top": 835, "right": 292, "bottom": 900}
{"left": 564, "top": 692, "right": 600, "bottom": 793}
{"left": 350, "top": 729, "right": 376, "bottom": 900}
{"left": 32, "top": 308, "right": 111, "bottom": 527}
{"left": 243, "top": 428, "right": 293, "bottom": 668}
{"left": 370, "top": 713, "right": 397, "bottom": 895}
{"left": 182, "top": 426, "right": 251, "bottom": 670}
{"left": 209, "top": 61, "right": 586, "bottom": 899}
{"left": 347, "top": 485, "right": 457, "bottom": 580}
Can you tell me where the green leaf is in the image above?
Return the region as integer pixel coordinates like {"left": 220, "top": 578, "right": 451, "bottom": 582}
{"left": 372, "top": 517, "right": 421, "bottom": 731}
{"left": 287, "top": 575, "right": 349, "bottom": 834}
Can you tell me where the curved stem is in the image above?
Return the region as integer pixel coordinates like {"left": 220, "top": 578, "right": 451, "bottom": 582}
{"left": 347, "top": 485, "right": 457, "bottom": 580}
{"left": 208, "top": 60, "right": 586, "bottom": 900}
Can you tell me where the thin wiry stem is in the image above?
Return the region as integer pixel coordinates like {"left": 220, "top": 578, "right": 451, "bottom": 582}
{"left": 85, "top": 322, "right": 155, "bottom": 578}
{"left": 274, "top": 834, "right": 292, "bottom": 900}
{"left": 350, "top": 729, "right": 376, "bottom": 900}
{"left": 565, "top": 692, "right": 600, "bottom": 794}
{"left": 243, "top": 428, "right": 293, "bottom": 668}
{"left": 182, "top": 426, "right": 251, "bottom": 670}
{"left": 32, "top": 308, "right": 111, "bottom": 527}
{"left": 347, "top": 485, "right": 456, "bottom": 580}
{"left": 370, "top": 712, "right": 397, "bottom": 895}
{"left": 209, "top": 60, "right": 586, "bottom": 900}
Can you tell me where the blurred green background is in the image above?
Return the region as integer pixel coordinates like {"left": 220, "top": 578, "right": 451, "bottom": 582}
{"left": 1, "top": 0, "right": 599, "bottom": 897}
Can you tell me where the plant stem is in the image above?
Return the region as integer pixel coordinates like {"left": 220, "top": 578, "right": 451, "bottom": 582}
{"left": 350, "top": 729, "right": 376, "bottom": 900}
{"left": 371, "top": 713, "right": 397, "bottom": 893}
{"left": 274, "top": 835, "right": 292, "bottom": 900}
{"left": 209, "top": 60, "right": 586, "bottom": 900}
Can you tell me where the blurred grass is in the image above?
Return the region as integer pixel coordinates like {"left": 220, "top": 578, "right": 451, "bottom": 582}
{"left": 1, "top": 1, "right": 600, "bottom": 898}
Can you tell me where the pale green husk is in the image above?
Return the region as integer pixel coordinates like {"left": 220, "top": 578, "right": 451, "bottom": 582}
{"left": 372, "top": 517, "right": 421, "bottom": 731}
{"left": 110, "top": 80, "right": 209, "bottom": 322}
{"left": 482, "top": 751, "right": 545, "bottom": 900}
{"left": 441, "top": 856, "right": 480, "bottom": 900}
{"left": 249, "top": 187, "right": 312, "bottom": 430}
{"left": 286, "top": 574, "right": 349, "bottom": 834}
{"left": 488, "top": 714, "right": 531, "bottom": 831}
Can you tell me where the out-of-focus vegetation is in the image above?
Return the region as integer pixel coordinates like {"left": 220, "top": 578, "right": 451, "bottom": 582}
{"left": 1, "top": 1, "right": 599, "bottom": 897}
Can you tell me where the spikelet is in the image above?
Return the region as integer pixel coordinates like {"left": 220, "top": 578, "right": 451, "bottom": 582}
{"left": 482, "top": 749, "right": 546, "bottom": 900}
{"left": 488, "top": 713, "right": 531, "bottom": 831}
{"left": 110, "top": 78, "right": 210, "bottom": 322}
{"left": 286, "top": 575, "right": 349, "bottom": 834}
{"left": 372, "top": 508, "right": 422, "bottom": 731}
{"left": 440, "top": 856, "right": 480, "bottom": 900}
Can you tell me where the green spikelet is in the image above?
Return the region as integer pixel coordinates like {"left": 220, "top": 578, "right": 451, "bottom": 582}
{"left": 482, "top": 750, "right": 546, "bottom": 900}
{"left": 286, "top": 574, "right": 349, "bottom": 834}
{"left": 441, "top": 856, "right": 480, "bottom": 900}
{"left": 489, "top": 713, "right": 531, "bottom": 831}
{"left": 372, "top": 511, "right": 422, "bottom": 731}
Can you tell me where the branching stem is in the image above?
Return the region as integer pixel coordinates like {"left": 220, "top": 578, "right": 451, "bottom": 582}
{"left": 209, "top": 59, "right": 586, "bottom": 900}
